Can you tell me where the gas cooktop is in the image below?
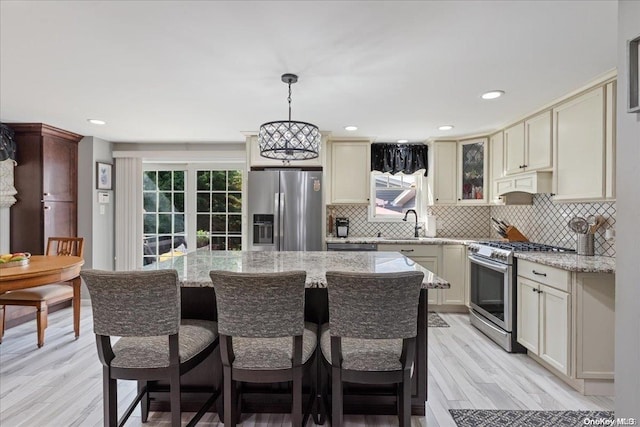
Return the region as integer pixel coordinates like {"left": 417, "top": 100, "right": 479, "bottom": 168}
{"left": 475, "top": 241, "right": 575, "bottom": 253}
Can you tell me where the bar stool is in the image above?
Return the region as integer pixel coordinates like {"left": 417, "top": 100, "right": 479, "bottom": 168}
{"left": 321, "top": 270, "right": 424, "bottom": 427}
{"left": 209, "top": 270, "right": 317, "bottom": 427}
{"left": 81, "top": 269, "right": 219, "bottom": 427}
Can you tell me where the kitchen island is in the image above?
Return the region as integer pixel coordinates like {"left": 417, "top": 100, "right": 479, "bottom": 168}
{"left": 146, "top": 250, "right": 449, "bottom": 416}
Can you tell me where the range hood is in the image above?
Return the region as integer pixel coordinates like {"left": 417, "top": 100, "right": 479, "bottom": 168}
{"left": 494, "top": 171, "right": 552, "bottom": 204}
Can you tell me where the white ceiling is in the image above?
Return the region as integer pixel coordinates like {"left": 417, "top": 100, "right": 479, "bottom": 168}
{"left": 0, "top": 1, "right": 617, "bottom": 144}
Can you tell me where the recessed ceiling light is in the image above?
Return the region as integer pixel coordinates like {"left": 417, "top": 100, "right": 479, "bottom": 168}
{"left": 397, "top": 139, "right": 409, "bottom": 143}
{"left": 438, "top": 125, "right": 454, "bottom": 131}
{"left": 87, "top": 119, "right": 106, "bottom": 125}
{"left": 481, "top": 90, "right": 505, "bottom": 100}
{"left": 344, "top": 125, "right": 358, "bottom": 131}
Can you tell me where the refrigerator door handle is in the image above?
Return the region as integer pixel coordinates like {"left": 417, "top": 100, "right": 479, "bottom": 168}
{"left": 278, "top": 192, "right": 285, "bottom": 250}
{"left": 274, "top": 193, "right": 280, "bottom": 251}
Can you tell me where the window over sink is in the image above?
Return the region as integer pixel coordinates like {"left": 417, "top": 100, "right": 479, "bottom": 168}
{"left": 368, "top": 171, "right": 424, "bottom": 222}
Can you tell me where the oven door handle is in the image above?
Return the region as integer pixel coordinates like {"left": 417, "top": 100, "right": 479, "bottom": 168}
{"left": 468, "top": 255, "right": 510, "bottom": 273}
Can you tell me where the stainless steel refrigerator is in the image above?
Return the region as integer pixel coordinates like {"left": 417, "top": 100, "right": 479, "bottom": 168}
{"left": 248, "top": 170, "right": 323, "bottom": 251}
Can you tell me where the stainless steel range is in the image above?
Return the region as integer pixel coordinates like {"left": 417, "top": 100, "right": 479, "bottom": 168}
{"left": 467, "top": 241, "right": 574, "bottom": 352}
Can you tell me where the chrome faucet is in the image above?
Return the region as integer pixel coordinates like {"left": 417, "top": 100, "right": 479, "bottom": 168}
{"left": 403, "top": 209, "right": 422, "bottom": 237}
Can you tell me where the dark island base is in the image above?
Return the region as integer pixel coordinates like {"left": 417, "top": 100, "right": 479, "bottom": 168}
{"left": 148, "top": 288, "right": 428, "bottom": 416}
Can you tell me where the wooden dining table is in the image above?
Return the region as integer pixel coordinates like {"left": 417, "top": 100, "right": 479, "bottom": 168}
{"left": 0, "top": 255, "right": 85, "bottom": 336}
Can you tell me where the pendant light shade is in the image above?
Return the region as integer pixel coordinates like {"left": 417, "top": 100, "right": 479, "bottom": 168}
{"left": 258, "top": 74, "right": 320, "bottom": 161}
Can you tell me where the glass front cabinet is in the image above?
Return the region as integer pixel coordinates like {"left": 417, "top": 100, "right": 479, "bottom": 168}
{"left": 457, "top": 138, "right": 488, "bottom": 204}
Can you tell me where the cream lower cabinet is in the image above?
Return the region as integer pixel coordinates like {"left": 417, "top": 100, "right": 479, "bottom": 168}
{"left": 441, "top": 245, "right": 467, "bottom": 305}
{"left": 378, "top": 243, "right": 467, "bottom": 308}
{"left": 517, "top": 276, "right": 570, "bottom": 375}
{"left": 516, "top": 259, "right": 615, "bottom": 395}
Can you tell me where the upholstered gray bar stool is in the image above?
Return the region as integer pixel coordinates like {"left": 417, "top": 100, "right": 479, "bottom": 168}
{"left": 322, "top": 271, "right": 424, "bottom": 427}
{"left": 209, "top": 270, "right": 317, "bottom": 427}
{"left": 81, "top": 269, "right": 219, "bottom": 427}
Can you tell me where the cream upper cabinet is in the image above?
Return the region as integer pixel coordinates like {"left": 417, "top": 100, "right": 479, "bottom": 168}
{"left": 458, "top": 138, "right": 488, "bottom": 204}
{"left": 504, "top": 122, "right": 525, "bottom": 175}
{"left": 553, "top": 83, "right": 615, "bottom": 201}
{"left": 247, "top": 135, "right": 324, "bottom": 168}
{"left": 430, "top": 142, "right": 457, "bottom": 204}
{"left": 429, "top": 139, "right": 488, "bottom": 205}
{"left": 504, "top": 111, "right": 552, "bottom": 176}
{"left": 525, "top": 111, "right": 553, "bottom": 171}
{"left": 489, "top": 131, "right": 504, "bottom": 204}
{"left": 330, "top": 140, "right": 370, "bottom": 204}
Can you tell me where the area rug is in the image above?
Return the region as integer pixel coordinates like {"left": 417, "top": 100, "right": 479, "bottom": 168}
{"left": 428, "top": 312, "right": 449, "bottom": 328}
{"left": 449, "top": 409, "right": 614, "bottom": 427}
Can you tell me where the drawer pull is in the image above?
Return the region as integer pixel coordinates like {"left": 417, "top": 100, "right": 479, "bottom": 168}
{"left": 400, "top": 249, "right": 414, "bottom": 253}
{"left": 532, "top": 270, "right": 547, "bottom": 277}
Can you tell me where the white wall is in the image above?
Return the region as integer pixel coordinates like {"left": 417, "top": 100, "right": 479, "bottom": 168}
{"left": 615, "top": 0, "right": 640, "bottom": 418}
{"left": 78, "top": 136, "right": 114, "bottom": 294}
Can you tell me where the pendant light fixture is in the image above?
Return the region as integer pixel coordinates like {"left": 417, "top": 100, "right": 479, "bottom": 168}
{"left": 258, "top": 73, "right": 320, "bottom": 161}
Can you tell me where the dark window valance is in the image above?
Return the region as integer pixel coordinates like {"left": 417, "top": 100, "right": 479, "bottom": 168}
{"left": 370, "top": 143, "right": 428, "bottom": 177}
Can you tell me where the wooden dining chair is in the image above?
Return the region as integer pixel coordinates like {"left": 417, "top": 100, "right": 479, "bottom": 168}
{"left": 0, "top": 236, "right": 84, "bottom": 348}
{"left": 321, "top": 270, "right": 424, "bottom": 427}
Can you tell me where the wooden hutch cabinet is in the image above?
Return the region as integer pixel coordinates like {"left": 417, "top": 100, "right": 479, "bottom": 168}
{"left": 8, "top": 123, "right": 83, "bottom": 254}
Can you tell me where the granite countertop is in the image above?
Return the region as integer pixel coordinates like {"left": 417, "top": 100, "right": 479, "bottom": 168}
{"left": 515, "top": 252, "right": 616, "bottom": 274}
{"left": 326, "top": 236, "right": 487, "bottom": 245}
{"left": 147, "top": 250, "right": 450, "bottom": 290}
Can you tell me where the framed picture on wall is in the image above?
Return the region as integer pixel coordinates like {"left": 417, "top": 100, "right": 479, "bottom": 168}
{"left": 96, "top": 162, "right": 113, "bottom": 190}
{"left": 629, "top": 34, "right": 640, "bottom": 113}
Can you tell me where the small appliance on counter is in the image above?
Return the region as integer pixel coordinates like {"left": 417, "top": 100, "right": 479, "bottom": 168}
{"left": 336, "top": 217, "right": 349, "bottom": 238}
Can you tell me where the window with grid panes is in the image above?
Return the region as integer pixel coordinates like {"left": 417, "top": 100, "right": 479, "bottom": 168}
{"left": 196, "top": 170, "right": 242, "bottom": 251}
{"left": 143, "top": 170, "right": 186, "bottom": 265}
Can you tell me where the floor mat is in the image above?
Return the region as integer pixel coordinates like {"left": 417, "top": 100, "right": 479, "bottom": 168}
{"left": 449, "top": 409, "right": 614, "bottom": 427}
{"left": 428, "top": 312, "right": 450, "bottom": 327}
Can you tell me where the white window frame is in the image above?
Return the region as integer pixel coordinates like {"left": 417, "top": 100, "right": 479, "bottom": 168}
{"left": 142, "top": 162, "right": 246, "bottom": 260}
{"left": 368, "top": 171, "right": 426, "bottom": 222}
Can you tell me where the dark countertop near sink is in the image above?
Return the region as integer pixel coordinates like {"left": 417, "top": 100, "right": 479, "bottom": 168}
{"left": 325, "top": 236, "right": 488, "bottom": 245}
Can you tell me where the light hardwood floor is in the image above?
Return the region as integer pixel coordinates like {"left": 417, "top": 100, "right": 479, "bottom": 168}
{"left": 0, "top": 304, "right": 613, "bottom": 426}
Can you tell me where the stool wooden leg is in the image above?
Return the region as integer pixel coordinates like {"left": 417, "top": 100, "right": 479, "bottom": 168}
{"left": 399, "top": 371, "right": 411, "bottom": 427}
{"left": 0, "top": 305, "right": 5, "bottom": 343}
{"left": 292, "top": 365, "right": 302, "bottom": 427}
{"left": 138, "top": 381, "right": 149, "bottom": 422}
{"left": 170, "top": 368, "right": 181, "bottom": 427}
{"left": 104, "top": 367, "right": 117, "bottom": 427}
{"left": 331, "top": 366, "right": 343, "bottom": 427}
{"left": 223, "top": 367, "right": 234, "bottom": 426}
{"left": 36, "top": 303, "right": 48, "bottom": 348}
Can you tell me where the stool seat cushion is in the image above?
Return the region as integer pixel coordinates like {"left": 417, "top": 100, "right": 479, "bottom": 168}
{"left": 231, "top": 322, "right": 317, "bottom": 370}
{"left": 111, "top": 319, "right": 217, "bottom": 369}
{"left": 320, "top": 323, "right": 403, "bottom": 371}
{"left": 0, "top": 284, "right": 72, "bottom": 302}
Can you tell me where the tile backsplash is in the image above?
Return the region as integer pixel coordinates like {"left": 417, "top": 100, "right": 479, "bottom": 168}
{"left": 491, "top": 194, "right": 616, "bottom": 257}
{"left": 327, "top": 194, "right": 616, "bottom": 257}
{"left": 327, "top": 205, "right": 491, "bottom": 238}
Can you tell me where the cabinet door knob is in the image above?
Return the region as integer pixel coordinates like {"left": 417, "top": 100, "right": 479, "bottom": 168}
{"left": 43, "top": 192, "right": 51, "bottom": 196}
{"left": 538, "top": 289, "right": 543, "bottom": 294}
{"left": 43, "top": 206, "right": 51, "bottom": 210}
{"left": 457, "top": 198, "right": 461, "bottom": 201}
